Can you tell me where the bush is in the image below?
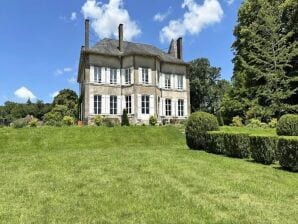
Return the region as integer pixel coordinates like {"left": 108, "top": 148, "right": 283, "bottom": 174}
{"left": 278, "top": 137, "right": 298, "bottom": 172}
{"left": 231, "top": 116, "right": 243, "bottom": 127}
{"left": 268, "top": 118, "right": 277, "bottom": 128}
{"left": 94, "top": 115, "right": 103, "bottom": 126}
{"left": 149, "top": 116, "right": 157, "bottom": 126}
{"left": 205, "top": 132, "right": 225, "bottom": 154}
{"left": 28, "top": 118, "right": 39, "bottom": 127}
{"left": 44, "top": 105, "right": 68, "bottom": 126}
{"left": 250, "top": 135, "right": 278, "bottom": 165}
{"left": 276, "top": 114, "right": 298, "bottom": 136}
{"left": 103, "top": 118, "right": 120, "bottom": 127}
{"left": 247, "top": 118, "right": 262, "bottom": 128}
{"left": 63, "top": 116, "right": 75, "bottom": 126}
{"left": 223, "top": 133, "right": 250, "bottom": 158}
{"left": 11, "top": 118, "right": 26, "bottom": 128}
{"left": 186, "top": 112, "right": 219, "bottom": 150}
{"left": 121, "top": 109, "right": 130, "bottom": 126}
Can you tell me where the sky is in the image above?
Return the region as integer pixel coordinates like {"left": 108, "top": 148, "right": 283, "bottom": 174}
{"left": 0, "top": 0, "right": 242, "bottom": 105}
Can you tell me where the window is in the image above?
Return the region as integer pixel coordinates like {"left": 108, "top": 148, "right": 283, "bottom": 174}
{"left": 177, "top": 75, "right": 183, "bottom": 90}
{"left": 125, "top": 68, "right": 131, "bottom": 84}
{"left": 94, "top": 67, "right": 102, "bottom": 83}
{"left": 141, "top": 95, "right": 150, "bottom": 114}
{"left": 165, "top": 99, "right": 171, "bottom": 116}
{"left": 110, "top": 69, "right": 117, "bottom": 84}
{"left": 110, "top": 95, "right": 117, "bottom": 114}
{"left": 94, "top": 95, "right": 102, "bottom": 114}
{"left": 142, "top": 68, "right": 149, "bottom": 84}
{"left": 165, "top": 74, "right": 171, "bottom": 89}
{"left": 125, "top": 95, "right": 132, "bottom": 114}
{"left": 178, "top": 99, "right": 184, "bottom": 116}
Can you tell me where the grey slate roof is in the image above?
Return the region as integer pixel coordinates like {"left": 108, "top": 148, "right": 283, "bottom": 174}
{"left": 88, "top": 38, "right": 185, "bottom": 64}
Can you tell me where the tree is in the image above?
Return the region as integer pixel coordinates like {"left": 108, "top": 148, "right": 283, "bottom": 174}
{"left": 188, "top": 58, "right": 230, "bottom": 115}
{"left": 121, "top": 109, "right": 130, "bottom": 126}
{"left": 53, "top": 89, "right": 78, "bottom": 118}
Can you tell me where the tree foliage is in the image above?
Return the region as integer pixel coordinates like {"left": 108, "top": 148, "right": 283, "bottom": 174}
{"left": 53, "top": 89, "right": 78, "bottom": 118}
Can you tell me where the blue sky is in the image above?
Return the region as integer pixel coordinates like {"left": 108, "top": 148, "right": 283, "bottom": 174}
{"left": 0, "top": 0, "right": 242, "bottom": 105}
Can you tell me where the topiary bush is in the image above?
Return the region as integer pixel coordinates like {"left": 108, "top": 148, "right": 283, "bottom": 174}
{"left": 149, "top": 116, "right": 157, "bottom": 126}
{"left": 185, "top": 112, "right": 219, "bottom": 150}
{"left": 276, "top": 114, "right": 298, "bottom": 136}
{"left": 121, "top": 109, "right": 130, "bottom": 126}
{"left": 223, "top": 133, "right": 250, "bottom": 158}
{"left": 205, "top": 132, "right": 225, "bottom": 154}
{"left": 278, "top": 137, "right": 298, "bottom": 172}
{"left": 250, "top": 135, "right": 278, "bottom": 165}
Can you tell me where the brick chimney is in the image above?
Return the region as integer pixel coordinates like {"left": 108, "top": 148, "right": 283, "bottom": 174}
{"left": 177, "top": 37, "right": 183, "bottom": 60}
{"left": 118, "top": 24, "right": 123, "bottom": 51}
{"left": 85, "top": 19, "right": 89, "bottom": 49}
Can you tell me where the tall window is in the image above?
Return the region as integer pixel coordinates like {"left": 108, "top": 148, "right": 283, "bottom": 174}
{"left": 110, "top": 69, "right": 117, "bottom": 84}
{"left": 110, "top": 95, "right": 117, "bottom": 114}
{"left": 165, "top": 99, "right": 171, "bottom": 116}
{"left": 94, "top": 95, "right": 102, "bottom": 114}
{"left": 94, "top": 67, "right": 102, "bottom": 83}
{"left": 177, "top": 75, "right": 183, "bottom": 90}
{"left": 125, "top": 95, "right": 132, "bottom": 114}
{"left": 178, "top": 99, "right": 184, "bottom": 116}
{"left": 141, "top": 95, "right": 150, "bottom": 114}
{"left": 142, "top": 68, "right": 149, "bottom": 84}
{"left": 125, "top": 68, "right": 131, "bottom": 84}
{"left": 165, "top": 74, "right": 171, "bottom": 89}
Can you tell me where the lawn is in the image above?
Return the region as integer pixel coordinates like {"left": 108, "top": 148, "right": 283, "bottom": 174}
{"left": 0, "top": 126, "right": 297, "bottom": 223}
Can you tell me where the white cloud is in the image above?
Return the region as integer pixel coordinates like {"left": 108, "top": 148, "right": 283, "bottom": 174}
{"left": 54, "top": 67, "right": 73, "bottom": 76}
{"left": 160, "top": 0, "right": 223, "bottom": 43}
{"left": 81, "top": 0, "right": 141, "bottom": 41}
{"left": 63, "top": 67, "right": 72, "bottom": 72}
{"left": 226, "top": 0, "right": 235, "bottom": 5}
{"left": 50, "top": 91, "right": 59, "bottom": 98}
{"left": 70, "top": 12, "right": 77, "bottom": 21}
{"left": 153, "top": 7, "right": 172, "bottom": 22}
{"left": 14, "top": 87, "right": 36, "bottom": 100}
{"left": 67, "top": 76, "right": 76, "bottom": 84}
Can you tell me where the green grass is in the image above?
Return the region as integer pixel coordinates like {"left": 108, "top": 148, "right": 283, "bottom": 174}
{"left": 0, "top": 126, "right": 297, "bottom": 224}
{"left": 219, "top": 126, "right": 277, "bottom": 136}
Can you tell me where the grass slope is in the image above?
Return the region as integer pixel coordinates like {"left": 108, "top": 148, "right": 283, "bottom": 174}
{"left": 0, "top": 126, "right": 297, "bottom": 224}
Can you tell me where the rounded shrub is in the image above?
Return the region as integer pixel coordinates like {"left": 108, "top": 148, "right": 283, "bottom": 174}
{"left": 63, "top": 116, "right": 75, "bottom": 126}
{"left": 149, "top": 116, "right": 157, "bottom": 126}
{"left": 250, "top": 135, "right": 278, "bottom": 165}
{"left": 28, "top": 118, "right": 39, "bottom": 127}
{"left": 278, "top": 137, "right": 298, "bottom": 172}
{"left": 276, "top": 114, "right": 298, "bottom": 136}
{"left": 94, "top": 115, "right": 103, "bottom": 126}
{"left": 231, "top": 116, "right": 243, "bottom": 127}
{"left": 185, "top": 112, "right": 219, "bottom": 150}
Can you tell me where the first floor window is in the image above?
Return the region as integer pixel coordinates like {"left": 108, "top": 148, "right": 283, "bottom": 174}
{"left": 110, "top": 69, "right": 117, "bottom": 84}
{"left": 94, "top": 95, "right": 102, "bottom": 114}
{"left": 110, "top": 95, "right": 117, "bottom": 114}
{"left": 177, "top": 75, "right": 183, "bottom": 89}
{"left": 126, "top": 95, "right": 132, "bottom": 114}
{"left": 165, "top": 74, "right": 171, "bottom": 89}
{"left": 142, "top": 68, "right": 149, "bottom": 84}
{"left": 142, "top": 95, "right": 149, "bottom": 114}
{"left": 125, "top": 68, "right": 131, "bottom": 84}
{"left": 178, "top": 99, "right": 184, "bottom": 116}
{"left": 165, "top": 99, "right": 171, "bottom": 116}
{"left": 94, "top": 66, "right": 102, "bottom": 83}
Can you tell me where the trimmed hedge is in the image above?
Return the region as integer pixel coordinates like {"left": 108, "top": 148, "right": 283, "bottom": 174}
{"left": 278, "top": 137, "right": 298, "bottom": 172}
{"left": 276, "top": 114, "right": 298, "bottom": 136}
{"left": 250, "top": 135, "right": 278, "bottom": 165}
{"left": 186, "top": 112, "right": 219, "bottom": 150}
{"left": 205, "top": 132, "right": 225, "bottom": 154}
{"left": 223, "top": 133, "right": 250, "bottom": 158}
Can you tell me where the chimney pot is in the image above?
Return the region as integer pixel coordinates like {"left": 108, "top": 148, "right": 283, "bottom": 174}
{"left": 85, "top": 19, "right": 90, "bottom": 49}
{"left": 118, "top": 24, "right": 123, "bottom": 51}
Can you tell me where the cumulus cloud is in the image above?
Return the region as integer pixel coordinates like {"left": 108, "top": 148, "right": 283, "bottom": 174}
{"left": 160, "top": 0, "right": 223, "bottom": 43}
{"left": 67, "top": 76, "right": 76, "bottom": 84}
{"left": 54, "top": 67, "right": 73, "bottom": 76}
{"left": 226, "top": 0, "right": 235, "bottom": 5}
{"left": 81, "top": 0, "right": 141, "bottom": 41}
{"left": 70, "top": 12, "right": 77, "bottom": 21}
{"left": 153, "top": 7, "right": 172, "bottom": 22}
{"left": 14, "top": 87, "right": 36, "bottom": 100}
{"left": 50, "top": 91, "right": 59, "bottom": 98}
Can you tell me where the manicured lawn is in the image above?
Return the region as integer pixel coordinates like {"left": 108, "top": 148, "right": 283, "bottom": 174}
{"left": 0, "top": 126, "right": 297, "bottom": 223}
{"left": 219, "top": 126, "right": 277, "bottom": 136}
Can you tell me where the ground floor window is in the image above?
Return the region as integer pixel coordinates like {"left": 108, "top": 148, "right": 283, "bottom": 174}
{"left": 178, "top": 99, "right": 184, "bottom": 116}
{"left": 165, "top": 99, "right": 171, "bottom": 116}
{"left": 94, "top": 95, "right": 101, "bottom": 114}
{"left": 142, "top": 95, "right": 149, "bottom": 114}
{"left": 126, "top": 95, "right": 132, "bottom": 114}
{"left": 110, "top": 95, "right": 117, "bottom": 114}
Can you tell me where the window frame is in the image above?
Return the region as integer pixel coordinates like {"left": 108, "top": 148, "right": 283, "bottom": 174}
{"left": 177, "top": 75, "right": 183, "bottom": 90}
{"left": 110, "top": 68, "right": 117, "bottom": 84}
{"left": 94, "top": 66, "right": 102, "bottom": 83}
{"left": 165, "top": 74, "right": 171, "bottom": 89}
{"left": 178, "top": 99, "right": 184, "bottom": 116}
{"left": 124, "top": 68, "right": 131, "bottom": 85}
{"left": 125, "top": 95, "right": 132, "bottom": 114}
{"left": 165, "top": 99, "right": 172, "bottom": 116}
{"left": 142, "top": 68, "right": 149, "bottom": 84}
{"left": 110, "top": 95, "right": 117, "bottom": 114}
{"left": 94, "top": 95, "right": 102, "bottom": 114}
{"left": 141, "top": 95, "right": 150, "bottom": 115}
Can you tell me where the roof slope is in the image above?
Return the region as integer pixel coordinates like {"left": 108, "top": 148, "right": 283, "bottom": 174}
{"left": 89, "top": 38, "right": 185, "bottom": 64}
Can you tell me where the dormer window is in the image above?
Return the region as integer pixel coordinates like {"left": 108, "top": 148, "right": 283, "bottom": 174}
{"left": 110, "top": 69, "right": 117, "bottom": 84}
{"left": 142, "top": 68, "right": 149, "bottom": 84}
{"left": 94, "top": 67, "right": 102, "bottom": 83}
{"left": 125, "top": 68, "right": 131, "bottom": 84}
{"left": 165, "top": 74, "right": 171, "bottom": 89}
{"left": 177, "top": 75, "right": 183, "bottom": 90}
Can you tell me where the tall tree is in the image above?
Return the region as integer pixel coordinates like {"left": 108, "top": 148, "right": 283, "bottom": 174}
{"left": 53, "top": 89, "right": 78, "bottom": 118}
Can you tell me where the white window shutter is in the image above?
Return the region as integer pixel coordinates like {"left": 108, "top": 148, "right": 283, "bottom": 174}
{"left": 122, "top": 95, "right": 126, "bottom": 111}
{"left": 106, "top": 68, "right": 110, "bottom": 84}
{"left": 184, "top": 99, "right": 188, "bottom": 116}
{"left": 148, "top": 68, "right": 152, "bottom": 84}
{"left": 116, "top": 69, "right": 121, "bottom": 85}
{"left": 138, "top": 68, "right": 142, "bottom": 84}
{"left": 89, "top": 94, "right": 94, "bottom": 115}
{"left": 174, "top": 75, "right": 177, "bottom": 89}
{"left": 170, "top": 75, "right": 174, "bottom": 89}
{"left": 90, "top": 66, "right": 94, "bottom": 83}
{"left": 106, "top": 95, "right": 110, "bottom": 114}
{"left": 101, "top": 67, "right": 106, "bottom": 83}
{"left": 162, "top": 98, "right": 166, "bottom": 116}
{"left": 131, "top": 94, "right": 135, "bottom": 114}
{"left": 138, "top": 94, "right": 142, "bottom": 117}
{"left": 101, "top": 95, "right": 106, "bottom": 114}
{"left": 160, "top": 73, "right": 165, "bottom": 88}
{"left": 121, "top": 69, "right": 125, "bottom": 85}
{"left": 183, "top": 75, "right": 186, "bottom": 90}
{"left": 149, "top": 95, "right": 154, "bottom": 115}
{"left": 130, "top": 67, "right": 134, "bottom": 84}
{"left": 175, "top": 99, "right": 178, "bottom": 117}
{"left": 117, "top": 96, "right": 121, "bottom": 115}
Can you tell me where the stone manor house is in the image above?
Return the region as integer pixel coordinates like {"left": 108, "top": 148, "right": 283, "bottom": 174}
{"left": 77, "top": 20, "right": 190, "bottom": 124}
